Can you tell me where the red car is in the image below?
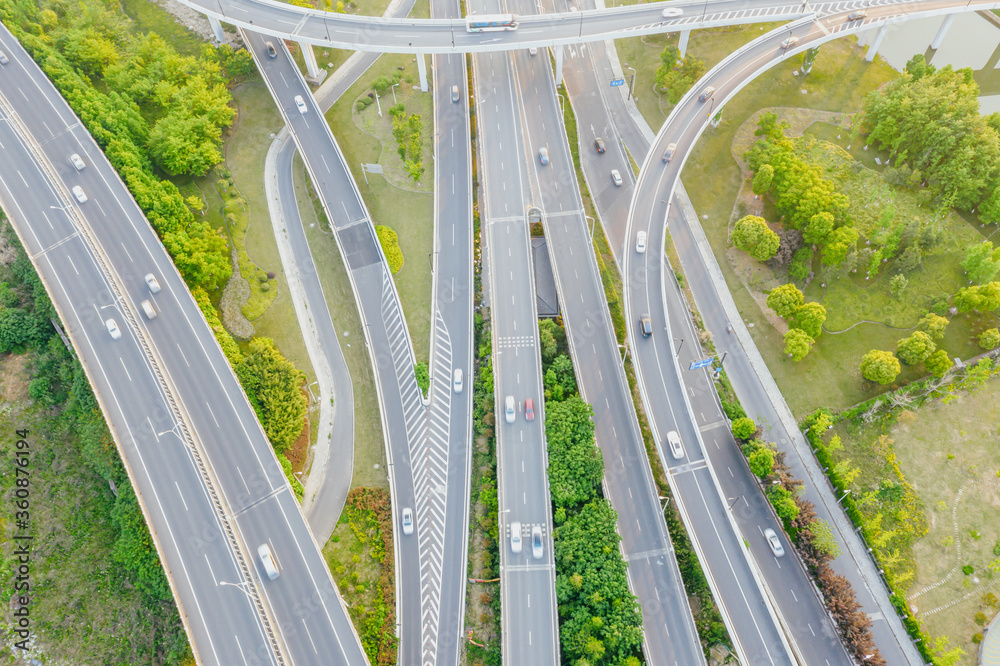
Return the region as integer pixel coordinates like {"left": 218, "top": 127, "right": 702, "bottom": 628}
{"left": 525, "top": 398, "right": 535, "bottom": 422}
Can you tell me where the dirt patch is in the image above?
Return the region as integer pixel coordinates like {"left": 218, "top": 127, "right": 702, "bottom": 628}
{"left": 151, "top": 0, "right": 242, "bottom": 47}
{"left": 0, "top": 353, "right": 32, "bottom": 412}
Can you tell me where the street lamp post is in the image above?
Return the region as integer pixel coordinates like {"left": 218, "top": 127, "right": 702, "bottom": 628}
{"left": 624, "top": 64, "right": 637, "bottom": 100}
{"left": 659, "top": 495, "right": 671, "bottom": 517}
{"left": 585, "top": 215, "right": 595, "bottom": 241}
{"left": 391, "top": 82, "right": 400, "bottom": 104}
{"left": 837, "top": 489, "right": 852, "bottom": 505}
{"left": 674, "top": 338, "right": 684, "bottom": 357}
{"left": 375, "top": 90, "right": 382, "bottom": 117}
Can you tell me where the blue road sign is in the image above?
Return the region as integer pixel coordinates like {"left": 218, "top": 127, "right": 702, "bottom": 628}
{"left": 610, "top": 78, "right": 626, "bottom": 87}
{"left": 689, "top": 357, "right": 715, "bottom": 370}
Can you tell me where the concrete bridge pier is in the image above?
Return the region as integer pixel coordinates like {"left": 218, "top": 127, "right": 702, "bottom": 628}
{"left": 930, "top": 13, "right": 955, "bottom": 49}
{"left": 417, "top": 52, "right": 429, "bottom": 91}
{"left": 554, "top": 44, "right": 564, "bottom": 85}
{"left": 299, "top": 40, "right": 321, "bottom": 78}
{"left": 678, "top": 29, "right": 691, "bottom": 57}
{"left": 208, "top": 15, "right": 225, "bottom": 43}
{"left": 865, "top": 24, "right": 888, "bottom": 62}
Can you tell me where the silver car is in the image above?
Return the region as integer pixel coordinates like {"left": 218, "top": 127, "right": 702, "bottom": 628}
{"left": 667, "top": 430, "right": 684, "bottom": 459}
{"left": 144, "top": 273, "right": 161, "bottom": 294}
{"left": 510, "top": 521, "right": 522, "bottom": 554}
{"left": 764, "top": 528, "right": 785, "bottom": 557}
{"left": 70, "top": 153, "right": 86, "bottom": 171}
{"left": 105, "top": 318, "right": 121, "bottom": 340}
{"left": 611, "top": 169, "right": 622, "bottom": 187}
{"left": 401, "top": 507, "right": 414, "bottom": 535}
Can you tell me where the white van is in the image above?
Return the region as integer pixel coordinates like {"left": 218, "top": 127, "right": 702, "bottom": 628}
{"left": 258, "top": 543, "right": 279, "bottom": 580}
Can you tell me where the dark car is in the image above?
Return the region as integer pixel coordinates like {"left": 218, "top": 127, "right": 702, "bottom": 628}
{"left": 595, "top": 137, "right": 606, "bottom": 154}
{"left": 639, "top": 314, "right": 653, "bottom": 337}
{"left": 265, "top": 41, "right": 277, "bottom": 59}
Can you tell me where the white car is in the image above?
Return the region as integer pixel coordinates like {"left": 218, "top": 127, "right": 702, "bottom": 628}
{"left": 663, "top": 142, "right": 677, "bottom": 162}
{"left": 764, "top": 528, "right": 785, "bottom": 557}
{"left": 105, "top": 318, "right": 121, "bottom": 340}
{"left": 531, "top": 525, "right": 543, "bottom": 559}
{"left": 661, "top": 7, "right": 683, "bottom": 17}
{"left": 453, "top": 368, "right": 463, "bottom": 394}
{"left": 141, "top": 299, "right": 157, "bottom": 320}
{"left": 510, "top": 521, "right": 522, "bottom": 554}
{"left": 666, "top": 430, "right": 684, "bottom": 459}
{"left": 294, "top": 94, "right": 308, "bottom": 114}
{"left": 635, "top": 231, "right": 647, "bottom": 254}
{"left": 505, "top": 395, "right": 516, "bottom": 424}
{"left": 529, "top": 47, "right": 537, "bottom": 56}
{"left": 401, "top": 507, "right": 414, "bottom": 535}
{"left": 0, "top": 51, "right": 8, "bottom": 65}
{"left": 781, "top": 36, "right": 800, "bottom": 49}
{"left": 70, "top": 153, "right": 86, "bottom": 171}
{"left": 72, "top": 185, "right": 87, "bottom": 203}
{"left": 258, "top": 543, "right": 280, "bottom": 580}
{"left": 144, "top": 273, "right": 161, "bottom": 294}
{"left": 611, "top": 169, "right": 622, "bottom": 187}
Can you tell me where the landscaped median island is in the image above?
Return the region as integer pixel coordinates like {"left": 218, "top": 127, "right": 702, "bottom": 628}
{"left": 324, "top": 53, "right": 434, "bottom": 364}
{"left": 322, "top": 487, "right": 398, "bottom": 665}
{"left": 538, "top": 320, "right": 645, "bottom": 665}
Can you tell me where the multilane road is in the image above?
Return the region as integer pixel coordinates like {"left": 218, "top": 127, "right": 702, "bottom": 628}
{"left": 0, "top": 24, "right": 366, "bottom": 666}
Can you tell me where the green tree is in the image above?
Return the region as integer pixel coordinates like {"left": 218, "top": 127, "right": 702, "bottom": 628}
{"left": 731, "top": 417, "right": 757, "bottom": 440}
{"left": 236, "top": 337, "right": 308, "bottom": 453}
{"left": 654, "top": 46, "right": 706, "bottom": 105}
{"left": 163, "top": 222, "right": 232, "bottom": 291}
{"left": 860, "top": 350, "right": 901, "bottom": 384}
{"left": 806, "top": 519, "right": 841, "bottom": 558}
{"left": 895, "top": 244, "right": 923, "bottom": 273}
{"left": 822, "top": 226, "right": 860, "bottom": 267}
{"left": 748, "top": 447, "right": 775, "bottom": 478}
{"left": 791, "top": 302, "right": 827, "bottom": 339}
{"left": 752, "top": 164, "right": 774, "bottom": 195}
{"left": 784, "top": 327, "right": 815, "bottom": 361}
{"left": 979, "top": 328, "right": 1000, "bottom": 350}
{"left": 0, "top": 307, "right": 37, "bottom": 353}
{"left": 889, "top": 274, "right": 909, "bottom": 300}
{"left": 897, "top": 330, "right": 936, "bottom": 364}
{"left": 955, "top": 282, "right": 1000, "bottom": 313}
{"left": 962, "top": 242, "right": 1000, "bottom": 285}
{"left": 766, "top": 283, "right": 805, "bottom": 319}
{"left": 545, "top": 397, "right": 604, "bottom": 511}
{"left": 732, "top": 215, "right": 780, "bottom": 261}
{"left": 917, "top": 313, "right": 949, "bottom": 340}
{"left": 925, "top": 349, "right": 953, "bottom": 378}
{"left": 538, "top": 319, "right": 559, "bottom": 364}
{"left": 767, "top": 485, "right": 800, "bottom": 527}
{"left": 803, "top": 212, "right": 834, "bottom": 246}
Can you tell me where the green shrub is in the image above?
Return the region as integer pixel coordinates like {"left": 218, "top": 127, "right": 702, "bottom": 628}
{"left": 789, "top": 247, "right": 813, "bottom": 282}
{"left": 414, "top": 362, "right": 429, "bottom": 397}
{"left": 731, "top": 416, "right": 757, "bottom": 440}
{"left": 375, "top": 225, "right": 404, "bottom": 273}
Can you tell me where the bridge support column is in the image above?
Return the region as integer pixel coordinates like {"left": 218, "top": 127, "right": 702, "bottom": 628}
{"left": 208, "top": 15, "right": 225, "bottom": 43}
{"left": 555, "top": 45, "right": 563, "bottom": 85}
{"left": 865, "top": 24, "right": 888, "bottom": 62}
{"left": 678, "top": 30, "right": 691, "bottom": 58}
{"left": 299, "top": 40, "right": 321, "bottom": 78}
{"left": 416, "top": 52, "right": 428, "bottom": 92}
{"left": 930, "top": 14, "right": 955, "bottom": 50}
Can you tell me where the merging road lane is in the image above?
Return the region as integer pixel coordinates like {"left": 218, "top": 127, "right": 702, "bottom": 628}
{"left": 0, "top": 24, "right": 366, "bottom": 666}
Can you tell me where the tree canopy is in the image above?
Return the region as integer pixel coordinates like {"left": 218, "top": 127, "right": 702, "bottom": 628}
{"left": 784, "top": 327, "right": 814, "bottom": 361}
{"left": 732, "top": 215, "right": 780, "bottom": 261}
{"left": 896, "top": 331, "right": 936, "bottom": 365}
{"left": 860, "top": 350, "right": 901, "bottom": 385}
{"left": 861, "top": 60, "right": 1000, "bottom": 212}
{"left": 766, "top": 283, "right": 804, "bottom": 319}
{"left": 545, "top": 397, "right": 604, "bottom": 512}
{"left": 236, "top": 337, "right": 308, "bottom": 453}
{"left": 654, "top": 46, "right": 706, "bottom": 105}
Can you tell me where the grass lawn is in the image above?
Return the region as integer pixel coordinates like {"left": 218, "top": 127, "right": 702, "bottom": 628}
{"left": 119, "top": 0, "right": 205, "bottom": 57}
{"left": 615, "top": 23, "right": 785, "bottom": 132}
{"left": 829, "top": 370, "right": 1000, "bottom": 664}
{"left": 325, "top": 53, "right": 435, "bottom": 364}
{"left": 295, "top": 152, "right": 389, "bottom": 489}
